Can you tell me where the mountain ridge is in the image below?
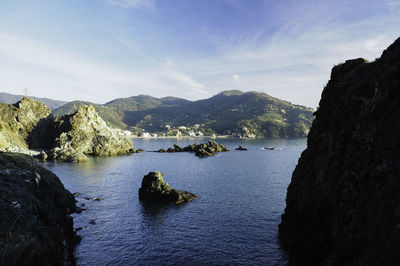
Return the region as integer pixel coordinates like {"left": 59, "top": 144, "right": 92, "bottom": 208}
{"left": 0, "top": 92, "right": 67, "bottom": 110}
{"left": 53, "top": 90, "right": 314, "bottom": 138}
{"left": 1, "top": 90, "right": 314, "bottom": 138}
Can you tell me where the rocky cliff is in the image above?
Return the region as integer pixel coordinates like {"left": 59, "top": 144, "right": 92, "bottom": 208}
{"left": 0, "top": 152, "right": 78, "bottom": 265}
{"left": 46, "top": 105, "right": 133, "bottom": 162}
{"left": 0, "top": 97, "right": 50, "bottom": 152}
{"left": 279, "top": 37, "right": 400, "bottom": 265}
{"left": 0, "top": 98, "right": 133, "bottom": 162}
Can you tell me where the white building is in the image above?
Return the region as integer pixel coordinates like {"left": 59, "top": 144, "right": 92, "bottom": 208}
{"left": 142, "top": 132, "right": 150, "bottom": 138}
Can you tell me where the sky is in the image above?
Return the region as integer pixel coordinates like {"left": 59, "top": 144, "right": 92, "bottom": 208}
{"left": 0, "top": 0, "right": 399, "bottom": 107}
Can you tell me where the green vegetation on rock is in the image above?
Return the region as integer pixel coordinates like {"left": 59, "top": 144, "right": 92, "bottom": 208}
{"left": 0, "top": 97, "right": 51, "bottom": 151}
{"left": 0, "top": 98, "right": 134, "bottom": 162}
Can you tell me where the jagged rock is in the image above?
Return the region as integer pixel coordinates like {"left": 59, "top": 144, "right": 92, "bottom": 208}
{"left": 47, "top": 147, "right": 88, "bottom": 163}
{"left": 50, "top": 105, "right": 133, "bottom": 158}
{"left": 155, "top": 141, "right": 229, "bottom": 157}
{"left": 279, "top": 37, "right": 400, "bottom": 265}
{"left": 138, "top": 172, "right": 197, "bottom": 204}
{"left": 0, "top": 152, "right": 78, "bottom": 265}
{"left": 235, "top": 146, "right": 247, "bottom": 151}
{"left": 34, "top": 150, "right": 48, "bottom": 161}
{"left": 0, "top": 98, "right": 136, "bottom": 162}
{"left": 0, "top": 97, "right": 50, "bottom": 150}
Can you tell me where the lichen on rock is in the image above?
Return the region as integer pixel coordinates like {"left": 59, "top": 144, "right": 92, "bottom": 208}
{"left": 0, "top": 98, "right": 134, "bottom": 162}
{"left": 0, "top": 97, "right": 50, "bottom": 152}
{"left": 45, "top": 105, "right": 133, "bottom": 162}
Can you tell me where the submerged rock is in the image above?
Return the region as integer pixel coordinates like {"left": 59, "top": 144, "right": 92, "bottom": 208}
{"left": 0, "top": 152, "right": 78, "bottom": 265}
{"left": 264, "top": 147, "right": 275, "bottom": 150}
{"left": 138, "top": 172, "right": 197, "bottom": 204}
{"left": 155, "top": 141, "right": 229, "bottom": 157}
{"left": 235, "top": 146, "right": 247, "bottom": 151}
{"left": 279, "top": 37, "right": 400, "bottom": 265}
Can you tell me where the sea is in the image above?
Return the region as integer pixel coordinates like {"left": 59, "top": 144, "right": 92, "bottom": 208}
{"left": 42, "top": 138, "right": 306, "bottom": 265}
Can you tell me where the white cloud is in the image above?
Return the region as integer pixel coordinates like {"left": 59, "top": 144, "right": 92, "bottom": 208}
{"left": 0, "top": 32, "right": 210, "bottom": 102}
{"left": 105, "top": 0, "right": 155, "bottom": 9}
{"left": 386, "top": 0, "right": 400, "bottom": 9}
{"left": 232, "top": 74, "right": 240, "bottom": 81}
{"left": 179, "top": 13, "right": 400, "bottom": 107}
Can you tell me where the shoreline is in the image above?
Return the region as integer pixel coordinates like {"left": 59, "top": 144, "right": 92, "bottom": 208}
{"left": 131, "top": 135, "right": 233, "bottom": 139}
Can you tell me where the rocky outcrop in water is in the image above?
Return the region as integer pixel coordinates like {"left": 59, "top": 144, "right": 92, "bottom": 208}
{"left": 155, "top": 141, "right": 229, "bottom": 157}
{"left": 0, "top": 152, "right": 78, "bottom": 265}
{"left": 45, "top": 105, "right": 133, "bottom": 162}
{"left": 139, "top": 172, "right": 197, "bottom": 204}
{"left": 0, "top": 98, "right": 134, "bottom": 162}
{"left": 279, "top": 37, "right": 400, "bottom": 265}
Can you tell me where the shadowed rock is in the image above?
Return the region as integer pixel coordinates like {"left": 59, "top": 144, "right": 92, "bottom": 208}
{"left": 0, "top": 152, "right": 78, "bottom": 265}
{"left": 155, "top": 141, "right": 229, "bottom": 157}
{"left": 279, "top": 37, "right": 400, "bottom": 265}
{"left": 139, "top": 172, "right": 197, "bottom": 205}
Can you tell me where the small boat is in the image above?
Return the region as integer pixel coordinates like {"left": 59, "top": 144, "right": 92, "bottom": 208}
{"left": 264, "top": 147, "right": 275, "bottom": 150}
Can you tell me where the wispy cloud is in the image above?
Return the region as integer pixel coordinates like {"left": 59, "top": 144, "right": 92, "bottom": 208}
{"left": 105, "top": 0, "right": 155, "bottom": 9}
{"left": 386, "top": 0, "right": 400, "bottom": 9}
{"left": 0, "top": 32, "right": 210, "bottom": 102}
{"left": 178, "top": 7, "right": 400, "bottom": 107}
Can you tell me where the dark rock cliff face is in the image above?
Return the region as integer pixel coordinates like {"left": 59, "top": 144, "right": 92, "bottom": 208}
{"left": 0, "top": 153, "right": 78, "bottom": 265}
{"left": 279, "top": 37, "right": 400, "bottom": 265}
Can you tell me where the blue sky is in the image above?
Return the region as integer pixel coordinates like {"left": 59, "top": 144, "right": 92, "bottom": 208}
{"left": 0, "top": 0, "right": 399, "bottom": 107}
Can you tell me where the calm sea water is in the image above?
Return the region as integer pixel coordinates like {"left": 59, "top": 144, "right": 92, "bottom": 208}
{"left": 42, "top": 138, "right": 306, "bottom": 265}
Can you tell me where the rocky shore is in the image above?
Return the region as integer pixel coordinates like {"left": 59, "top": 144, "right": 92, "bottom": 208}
{"left": 279, "top": 37, "right": 400, "bottom": 264}
{"left": 0, "top": 98, "right": 135, "bottom": 162}
{"left": 0, "top": 152, "right": 78, "bottom": 265}
{"left": 139, "top": 172, "right": 197, "bottom": 204}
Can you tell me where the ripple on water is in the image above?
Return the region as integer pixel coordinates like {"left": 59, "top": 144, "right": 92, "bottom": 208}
{"left": 42, "top": 138, "right": 306, "bottom": 265}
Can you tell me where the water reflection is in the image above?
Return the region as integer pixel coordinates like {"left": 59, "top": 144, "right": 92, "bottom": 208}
{"left": 41, "top": 138, "right": 306, "bottom": 265}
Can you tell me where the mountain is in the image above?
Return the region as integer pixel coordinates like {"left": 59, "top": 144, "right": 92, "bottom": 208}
{"left": 52, "top": 100, "right": 125, "bottom": 129}
{"left": 53, "top": 91, "right": 314, "bottom": 138}
{"left": 279, "top": 38, "right": 400, "bottom": 264}
{"left": 0, "top": 92, "right": 67, "bottom": 110}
